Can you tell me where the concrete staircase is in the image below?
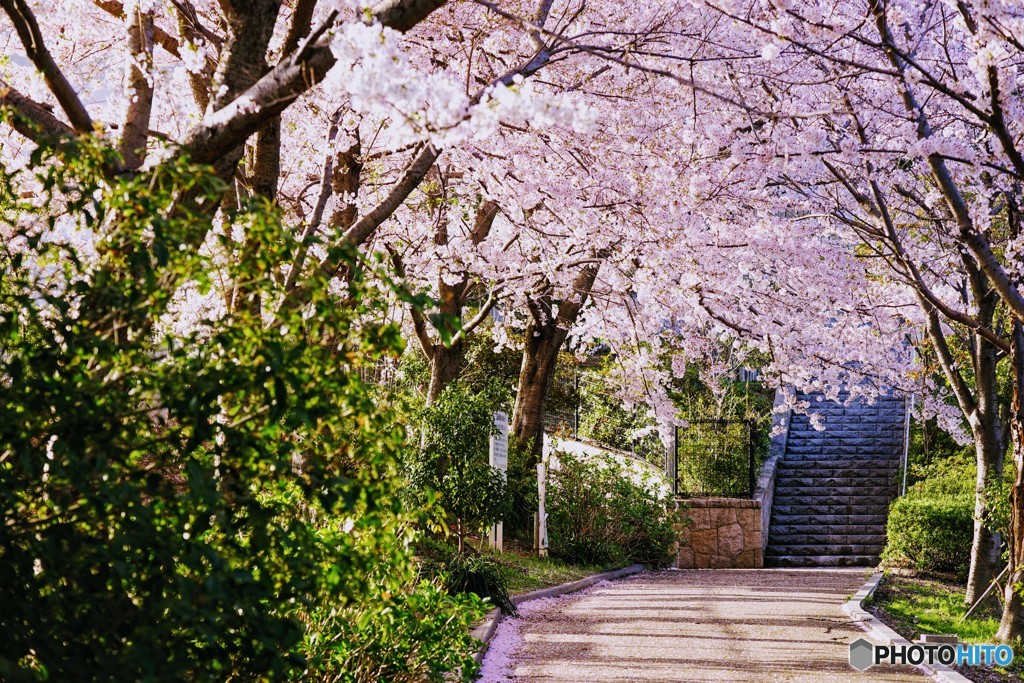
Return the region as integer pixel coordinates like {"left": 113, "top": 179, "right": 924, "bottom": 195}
{"left": 764, "top": 391, "right": 905, "bottom": 568}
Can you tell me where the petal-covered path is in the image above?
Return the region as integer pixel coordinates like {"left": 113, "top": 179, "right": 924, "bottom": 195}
{"left": 480, "top": 568, "right": 925, "bottom": 682}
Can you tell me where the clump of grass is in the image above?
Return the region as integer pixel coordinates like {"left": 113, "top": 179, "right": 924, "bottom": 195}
{"left": 486, "top": 547, "right": 620, "bottom": 595}
{"left": 443, "top": 554, "right": 518, "bottom": 616}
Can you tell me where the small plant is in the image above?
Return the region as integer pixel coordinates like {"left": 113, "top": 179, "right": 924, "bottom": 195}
{"left": 413, "top": 383, "right": 511, "bottom": 551}
{"left": 443, "top": 554, "right": 518, "bottom": 616}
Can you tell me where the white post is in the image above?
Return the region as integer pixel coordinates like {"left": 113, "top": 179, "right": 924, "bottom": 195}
{"left": 536, "top": 460, "right": 548, "bottom": 557}
{"left": 488, "top": 411, "right": 509, "bottom": 551}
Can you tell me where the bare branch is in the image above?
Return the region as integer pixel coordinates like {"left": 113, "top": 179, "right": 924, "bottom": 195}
{"left": 388, "top": 247, "right": 436, "bottom": 359}
{"left": 93, "top": 0, "right": 181, "bottom": 57}
{"left": 1, "top": 0, "right": 93, "bottom": 132}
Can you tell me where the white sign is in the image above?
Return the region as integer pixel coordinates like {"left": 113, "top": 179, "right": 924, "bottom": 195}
{"left": 488, "top": 411, "right": 509, "bottom": 551}
{"left": 489, "top": 411, "right": 508, "bottom": 473}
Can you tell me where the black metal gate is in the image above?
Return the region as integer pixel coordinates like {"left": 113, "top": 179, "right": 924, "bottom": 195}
{"left": 674, "top": 419, "right": 758, "bottom": 498}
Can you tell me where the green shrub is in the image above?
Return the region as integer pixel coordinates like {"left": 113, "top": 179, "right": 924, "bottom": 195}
{"left": 0, "top": 139, "right": 478, "bottom": 681}
{"left": 546, "top": 453, "right": 681, "bottom": 567}
{"left": 882, "top": 495, "right": 974, "bottom": 581}
{"left": 442, "top": 554, "right": 518, "bottom": 616}
{"left": 416, "top": 539, "right": 517, "bottom": 616}
{"left": 882, "top": 451, "right": 976, "bottom": 581}
{"left": 304, "top": 577, "right": 484, "bottom": 683}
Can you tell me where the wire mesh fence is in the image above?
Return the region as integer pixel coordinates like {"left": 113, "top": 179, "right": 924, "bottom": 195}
{"left": 674, "top": 419, "right": 759, "bottom": 498}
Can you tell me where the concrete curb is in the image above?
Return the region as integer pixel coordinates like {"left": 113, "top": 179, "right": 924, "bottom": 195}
{"left": 471, "top": 563, "right": 646, "bottom": 664}
{"left": 843, "top": 572, "right": 972, "bottom": 683}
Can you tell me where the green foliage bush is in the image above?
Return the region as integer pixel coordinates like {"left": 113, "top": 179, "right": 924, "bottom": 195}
{"left": 882, "top": 454, "right": 975, "bottom": 581}
{"left": 304, "top": 576, "right": 483, "bottom": 682}
{"left": 882, "top": 496, "right": 974, "bottom": 581}
{"left": 0, "top": 139, "right": 480, "bottom": 681}
{"left": 546, "top": 453, "right": 681, "bottom": 567}
{"left": 416, "top": 538, "right": 517, "bottom": 616}
{"left": 414, "top": 384, "right": 510, "bottom": 550}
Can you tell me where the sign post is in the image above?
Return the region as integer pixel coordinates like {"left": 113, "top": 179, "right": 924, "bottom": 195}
{"left": 488, "top": 411, "right": 508, "bottom": 551}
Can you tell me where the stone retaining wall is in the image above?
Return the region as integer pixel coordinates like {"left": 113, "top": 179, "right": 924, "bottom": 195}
{"left": 677, "top": 498, "right": 764, "bottom": 568}
{"left": 675, "top": 389, "right": 791, "bottom": 569}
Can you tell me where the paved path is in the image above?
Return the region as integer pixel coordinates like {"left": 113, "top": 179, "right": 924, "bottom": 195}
{"left": 480, "top": 568, "right": 926, "bottom": 682}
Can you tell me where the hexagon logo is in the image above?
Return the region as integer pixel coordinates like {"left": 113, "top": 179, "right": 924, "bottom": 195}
{"left": 849, "top": 638, "right": 875, "bottom": 671}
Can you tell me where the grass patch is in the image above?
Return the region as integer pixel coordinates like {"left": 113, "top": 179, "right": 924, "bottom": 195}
{"left": 415, "top": 536, "right": 621, "bottom": 597}
{"left": 484, "top": 546, "right": 621, "bottom": 595}
{"left": 874, "top": 574, "right": 1000, "bottom": 643}
{"left": 872, "top": 573, "right": 1023, "bottom": 682}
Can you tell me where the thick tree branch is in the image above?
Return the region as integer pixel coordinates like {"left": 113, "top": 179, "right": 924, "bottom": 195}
{"left": 180, "top": 0, "right": 447, "bottom": 165}
{"left": 1, "top": 0, "right": 93, "bottom": 132}
{"left": 282, "top": 0, "right": 317, "bottom": 56}
{"left": 0, "top": 79, "right": 73, "bottom": 140}
{"left": 470, "top": 200, "right": 499, "bottom": 245}
{"left": 341, "top": 144, "right": 441, "bottom": 249}
{"left": 94, "top": 0, "right": 181, "bottom": 57}
{"left": 118, "top": 7, "right": 155, "bottom": 171}
{"left": 450, "top": 288, "right": 501, "bottom": 344}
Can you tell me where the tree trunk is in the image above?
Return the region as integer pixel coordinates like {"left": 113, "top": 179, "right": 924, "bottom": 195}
{"left": 996, "top": 321, "right": 1024, "bottom": 642}
{"left": 511, "top": 262, "right": 601, "bottom": 466}
{"left": 426, "top": 340, "right": 463, "bottom": 404}
{"left": 511, "top": 320, "right": 565, "bottom": 465}
{"left": 966, "top": 335, "right": 1007, "bottom": 606}
{"left": 966, "top": 430, "right": 1005, "bottom": 606}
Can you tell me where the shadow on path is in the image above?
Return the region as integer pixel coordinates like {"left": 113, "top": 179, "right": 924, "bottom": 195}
{"left": 480, "top": 568, "right": 924, "bottom": 682}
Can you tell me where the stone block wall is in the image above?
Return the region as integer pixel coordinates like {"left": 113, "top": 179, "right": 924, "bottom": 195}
{"left": 676, "top": 498, "right": 764, "bottom": 568}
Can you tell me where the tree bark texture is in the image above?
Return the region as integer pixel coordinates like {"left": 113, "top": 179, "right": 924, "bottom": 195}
{"left": 996, "top": 321, "right": 1024, "bottom": 642}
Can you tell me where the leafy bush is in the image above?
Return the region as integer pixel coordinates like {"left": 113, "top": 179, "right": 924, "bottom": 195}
{"left": 882, "top": 495, "right": 974, "bottom": 581}
{"left": 0, "top": 139, "right": 477, "bottom": 681}
{"left": 304, "top": 577, "right": 484, "bottom": 683}
{"left": 546, "top": 453, "right": 681, "bottom": 567}
{"left": 882, "top": 454, "right": 975, "bottom": 581}
{"left": 414, "top": 384, "right": 510, "bottom": 551}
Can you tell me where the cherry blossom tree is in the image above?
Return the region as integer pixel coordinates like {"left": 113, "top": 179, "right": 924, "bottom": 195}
{"left": 659, "top": 0, "right": 1024, "bottom": 639}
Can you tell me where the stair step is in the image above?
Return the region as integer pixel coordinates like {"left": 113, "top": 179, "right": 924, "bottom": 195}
{"left": 783, "top": 453, "right": 903, "bottom": 461}
{"left": 763, "top": 555, "right": 880, "bottom": 568}
{"left": 766, "top": 544, "right": 885, "bottom": 557}
{"left": 776, "top": 473, "right": 898, "bottom": 482}
{"left": 772, "top": 503, "right": 891, "bottom": 516}
{"left": 773, "top": 485, "right": 895, "bottom": 496}
{"left": 778, "top": 459, "right": 902, "bottom": 468}
{"left": 770, "top": 513, "right": 888, "bottom": 526}
{"left": 769, "top": 523, "right": 887, "bottom": 536}
{"left": 767, "top": 533, "right": 887, "bottom": 546}
{"left": 774, "top": 481, "right": 897, "bottom": 491}
{"left": 773, "top": 496, "right": 894, "bottom": 507}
